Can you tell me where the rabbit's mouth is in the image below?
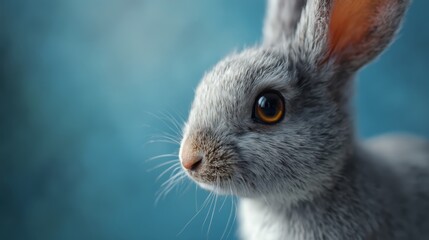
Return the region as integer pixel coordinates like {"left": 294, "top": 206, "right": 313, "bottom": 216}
{"left": 182, "top": 157, "right": 236, "bottom": 194}
{"left": 179, "top": 131, "right": 240, "bottom": 195}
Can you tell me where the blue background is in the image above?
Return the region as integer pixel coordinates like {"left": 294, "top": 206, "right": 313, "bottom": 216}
{"left": 1, "top": 0, "right": 428, "bottom": 239}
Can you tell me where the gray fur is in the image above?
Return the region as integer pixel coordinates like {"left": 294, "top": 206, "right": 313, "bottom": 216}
{"left": 263, "top": 0, "right": 307, "bottom": 46}
{"left": 179, "top": 0, "right": 429, "bottom": 239}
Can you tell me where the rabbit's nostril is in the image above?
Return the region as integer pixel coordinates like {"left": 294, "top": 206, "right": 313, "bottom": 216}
{"left": 180, "top": 138, "right": 203, "bottom": 171}
{"left": 188, "top": 156, "right": 203, "bottom": 171}
{"left": 182, "top": 154, "right": 203, "bottom": 170}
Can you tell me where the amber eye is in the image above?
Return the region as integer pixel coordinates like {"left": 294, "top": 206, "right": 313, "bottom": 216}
{"left": 253, "top": 91, "right": 285, "bottom": 124}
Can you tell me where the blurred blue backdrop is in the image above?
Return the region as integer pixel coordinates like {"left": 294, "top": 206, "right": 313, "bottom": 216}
{"left": 1, "top": 0, "right": 428, "bottom": 239}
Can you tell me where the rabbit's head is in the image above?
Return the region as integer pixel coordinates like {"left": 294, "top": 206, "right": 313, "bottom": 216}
{"left": 179, "top": 0, "right": 409, "bottom": 202}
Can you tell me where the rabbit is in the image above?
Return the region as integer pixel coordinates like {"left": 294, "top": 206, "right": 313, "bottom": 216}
{"left": 178, "top": 0, "right": 429, "bottom": 239}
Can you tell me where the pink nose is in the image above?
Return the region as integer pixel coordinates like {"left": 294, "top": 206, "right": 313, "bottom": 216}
{"left": 180, "top": 139, "right": 203, "bottom": 170}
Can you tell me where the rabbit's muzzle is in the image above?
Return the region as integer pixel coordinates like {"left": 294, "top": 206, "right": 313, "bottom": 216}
{"left": 179, "top": 129, "right": 237, "bottom": 187}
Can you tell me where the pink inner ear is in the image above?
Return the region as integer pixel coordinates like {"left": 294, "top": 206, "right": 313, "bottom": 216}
{"left": 327, "top": 0, "right": 385, "bottom": 61}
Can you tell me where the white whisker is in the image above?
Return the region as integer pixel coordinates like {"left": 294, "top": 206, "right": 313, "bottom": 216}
{"left": 177, "top": 191, "right": 214, "bottom": 236}
{"left": 207, "top": 190, "right": 218, "bottom": 238}
{"left": 202, "top": 192, "right": 216, "bottom": 231}
{"left": 220, "top": 184, "right": 235, "bottom": 240}
{"left": 155, "top": 173, "right": 187, "bottom": 205}
{"left": 160, "top": 170, "right": 184, "bottom": 187}
{"left": 148, "top": 159, "right": 178, "bottom": 170}
{"left": 156, "top": 163, "right": 181, "bottom": 181}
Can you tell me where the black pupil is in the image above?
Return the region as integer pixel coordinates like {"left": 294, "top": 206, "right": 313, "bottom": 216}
{"left": 258, "top": 93, "right": 279, "bottom": 117}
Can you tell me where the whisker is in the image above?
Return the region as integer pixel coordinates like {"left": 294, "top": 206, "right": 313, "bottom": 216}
{"left": 202, "top": 192, "right": 216, "bottom": 232}
{"left": 147, "top": 153, "right": 178, "bottom": 162}
{"left": 157, "top": 131, "right": 181, "bottom": 141}
{"left": 195, "top": 185, "right": 198, "bottom": 212}
{"left": 148, "top": 134, "right": 181, "bottom": 145}
{"left": 178, "top": 180, "right": 193, "bottom": 196}
{"left": 159, "top": 111, "right": 184, "bottom": 137}
{"left": 224, "top": 185, "right": 237, "bottom": 240}
{"left": 160, "top": 169, "right": 184, "bottom": 186}
{"left": 148, "top": 111, "right": 183, "bottom": 140}
{"left": 145, "top": 140, "right": 179, "bottom": 147}
{"left": 177, "top": 191, "right": 214, "bottom": 236}
{"left": 155, "top": 172, "right": 187, "bottom": 205}
{"left": 219, "top": 195, "right": 228, "bottom": 212}
{"left": 228, "top": 197, "right": 238, "bottom": 240}
{"left": 156, "top": 163, "right": 182, "bottom": 181}
{"left": 207, "top": 189, "right": 218, "bottom": 238}
{"left": 220, "top": 185, "right": 235, "bottom": 240}
{"left": 147, "top": 159, "right": 178, "bottom": 172}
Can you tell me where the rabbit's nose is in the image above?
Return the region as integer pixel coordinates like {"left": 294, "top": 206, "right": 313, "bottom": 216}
{"left": 180, "top": 139, "right": 203, "bottom": 171}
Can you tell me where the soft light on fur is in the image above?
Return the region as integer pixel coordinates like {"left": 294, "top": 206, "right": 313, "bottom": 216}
{"left": 178, "top": 0, "right": 429, "bottom": 239}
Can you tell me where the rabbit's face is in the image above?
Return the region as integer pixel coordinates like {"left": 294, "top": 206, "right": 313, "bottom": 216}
{"left": 180, "top": 47, "right": 353, "bottom": 201}
{"left": 178, "top": 0, "right": 408, "bottom": 202}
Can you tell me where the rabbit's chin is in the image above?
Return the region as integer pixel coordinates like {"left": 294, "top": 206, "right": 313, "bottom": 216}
{"left": 194, "top": 179, "right": 248, "bottom": 196}
{"left": 196, "top": 180, "right": 260, "bottom": 198}
{"left": 197, "top": 182, "right": 232, "bottom": 195}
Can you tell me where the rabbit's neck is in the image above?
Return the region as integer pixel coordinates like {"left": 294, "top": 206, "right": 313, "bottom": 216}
{"left": 238, "top": 149, "right": 382, "bottom": 239}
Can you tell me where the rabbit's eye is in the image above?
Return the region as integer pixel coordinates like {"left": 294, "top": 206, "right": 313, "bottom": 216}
{"left": 253, "top": 91, "right": 285, "bottom": 124}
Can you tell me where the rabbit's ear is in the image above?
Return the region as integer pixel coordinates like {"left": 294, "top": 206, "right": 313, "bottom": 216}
{"left": 263, "top": 0, "right": 307, "bottom": 46}
{"left": 293, "top": 0, "right": 410, "bottom": 71}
